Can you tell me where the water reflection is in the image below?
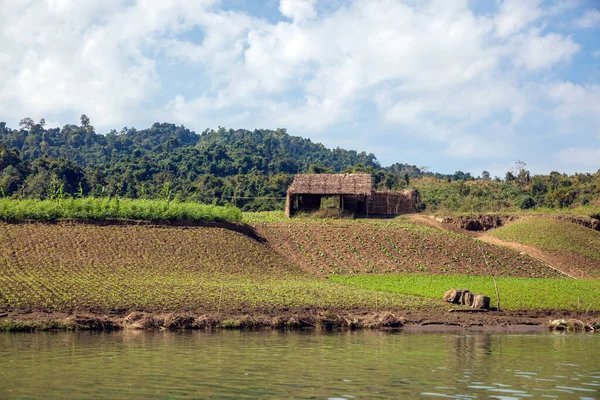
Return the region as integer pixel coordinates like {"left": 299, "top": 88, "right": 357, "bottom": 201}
{"left": 0, "top": 330, "right": 598, "bottom": 399}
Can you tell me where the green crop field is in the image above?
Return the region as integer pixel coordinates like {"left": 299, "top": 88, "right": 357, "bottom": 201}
{"left": 0, "top": 198, "right": 242, "bottom": 222}
{"left": 329, "top": 274, "right": 600, "bottom": 311}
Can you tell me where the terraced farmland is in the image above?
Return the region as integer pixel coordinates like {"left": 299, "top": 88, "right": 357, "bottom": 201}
{"left": 252, "top": 220, "right": 566, "bottom": 278}
{"left": 0, "top": 222, "right": 440, "bottom": 313}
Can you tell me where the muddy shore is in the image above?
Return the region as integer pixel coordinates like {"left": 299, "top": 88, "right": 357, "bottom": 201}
{"left": 1, "top": 309, "right": 598, "bottom": 333}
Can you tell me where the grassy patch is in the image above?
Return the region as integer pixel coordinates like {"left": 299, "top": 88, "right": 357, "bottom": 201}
{"left": 488, "top": 218, "right": 600, "bottom": 261}
{"left": 243, "top": 211, "right": 289, "bottom": 223}
{"left": 0, "top": 198, "right": 242, "bottom": 222}
{"left": 329, "top": 274, "right": 600, "bottom": 311}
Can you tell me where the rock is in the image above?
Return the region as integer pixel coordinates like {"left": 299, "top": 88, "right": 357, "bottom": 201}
{"left": 471, "top": 295, "right": 490, "bottom": 310}
{"left": 444, "top": 289, "right": 491, "bottom": 310}
{"left": 461, "top": 292, "right": 475, "bottom": 307}
{"left": 443, "top": 289, "right": 463, "bottom": 303}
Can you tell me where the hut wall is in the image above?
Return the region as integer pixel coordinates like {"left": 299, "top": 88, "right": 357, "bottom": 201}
{"left": 368, "top": 192, "right": 417, "bottom": 215}
{"left": 285, "top": 191, "right": 294, "bottom": 217}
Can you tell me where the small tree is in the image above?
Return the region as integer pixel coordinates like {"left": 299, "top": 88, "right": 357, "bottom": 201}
{"left": 510, "top": 160, "right": 530, "bottom": 184}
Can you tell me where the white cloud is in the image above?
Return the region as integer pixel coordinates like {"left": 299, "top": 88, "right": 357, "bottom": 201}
{"left": 494, "top": 0, "right": 542, "bottom": 38}
{"left": 279, "top": 0, "right": 317, "bottom": 23}
{"left": 575, "top": 8, "right": 600, "bottom": 28}
{"left": 511, "top": 31, "right": 580, "bottom": 70}
{"left": 0, "top": 0, "right": 215, "bottom": 125}
{"left": 557, "top": 148, "right": 600, "bottom": 167}
{"left": 547, "top": 82, "right": 600, "bottom": 120}
{"left": 0, "top": 0, "right": 597, "bottom": 172}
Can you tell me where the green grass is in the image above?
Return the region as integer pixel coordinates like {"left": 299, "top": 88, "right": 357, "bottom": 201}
{"left": 488, "top": 218, "right": 600, "bottom": 261}
{"left": 0, "top": 272, "right": 441, "bottom": 313}
{"left": 242, "top": 211, "right": 289, "bottom": 223}
{"left": 329, "top": 274, "right": 600, "bottom": 311}
{"left": 0, "top": 198, "right": 242, "bottom": 222}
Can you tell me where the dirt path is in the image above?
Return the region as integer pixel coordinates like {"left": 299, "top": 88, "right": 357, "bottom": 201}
{"left": 409, "top": 214, "right": 592, "bottom": 279}
{"left": 478, "top": 235, "right": 590, "bottom": 279}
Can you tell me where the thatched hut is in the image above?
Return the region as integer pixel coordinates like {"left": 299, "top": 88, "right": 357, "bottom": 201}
{"left": 285, "top": 173, "right": 420, "bottom": 217}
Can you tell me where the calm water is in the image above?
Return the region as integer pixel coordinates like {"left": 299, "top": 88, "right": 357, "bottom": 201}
{"left": 0, "top": 330, "right": 599, "bottom": 399}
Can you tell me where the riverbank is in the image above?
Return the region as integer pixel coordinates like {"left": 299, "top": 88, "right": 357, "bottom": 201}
{"left": 1, "top": 309, "right": 598, "bottom": 333}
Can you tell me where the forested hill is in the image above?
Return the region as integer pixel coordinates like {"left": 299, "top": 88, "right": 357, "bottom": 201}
{"left": 0, "top": 118, "right": 421, "bottom": 211}
{"left": 3, "top": 118, "right": 599, "bottom": 213}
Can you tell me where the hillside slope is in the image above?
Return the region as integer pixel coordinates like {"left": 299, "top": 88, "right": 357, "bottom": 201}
{"left": 252, "top": 220, "right": 565, "bottom": 279}
{"left": 0, "top": 222, "right": 439, "bottom": 312}
{"left": 483, "top": 218, "right": 600, "bottom": 279}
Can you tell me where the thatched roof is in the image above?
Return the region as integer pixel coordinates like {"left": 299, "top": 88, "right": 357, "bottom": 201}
{"left": 289, "top": 173, "right": 373, "bottom": 195}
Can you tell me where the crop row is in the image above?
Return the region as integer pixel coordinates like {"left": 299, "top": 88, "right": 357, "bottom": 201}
{"left": 253, "top": 221, "right": 566, "bottom": 278}
{"left": 0, "top": 222, "right": 443, "bottom": 312}
{"left": 0, "top": 198, "right": 242, "bottom": 222}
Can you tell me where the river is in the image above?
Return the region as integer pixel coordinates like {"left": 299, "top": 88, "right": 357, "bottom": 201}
{"left": 1, "top": 330, "right": 598, "bottom": 399}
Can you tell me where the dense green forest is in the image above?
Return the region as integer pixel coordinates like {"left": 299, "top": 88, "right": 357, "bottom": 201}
{"left": 1, "top": 116, "right": 599, "bottom": 213}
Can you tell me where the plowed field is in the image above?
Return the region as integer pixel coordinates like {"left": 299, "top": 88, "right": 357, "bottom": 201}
{"left": 0, "top": 222, "right": 440, "bottom": 312}
{"left": 252, "top": 221, "right": 565, "bottom": 278}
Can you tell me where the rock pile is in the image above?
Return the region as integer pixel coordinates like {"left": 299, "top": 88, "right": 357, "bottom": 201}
{"left": 443, "top": 288, "right": 490, "bottom": 309}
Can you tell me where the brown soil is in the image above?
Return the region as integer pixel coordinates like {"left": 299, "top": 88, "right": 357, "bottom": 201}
{"left": 478, "top": 235, "right": 597, "bottom": 279}
{"left": 441, "top": 214, "right": 519, "bottom": 232}
{"left": 433, "top": 213, "right": 600, "bottom": 233}
{"left": 0, "top": 221, "right": 303, "bottom": 279}
{"left": 554, "top": 215, "right": 600, "bottom": 231}
{"left": 253, "top": 221, "right": 565, "bottom": 278}
{"left": 1, "top": 308, "right": 597, "bottom": 332}
{"left": 409, "top": 214, "right": 600, "bottom": 279}
{"left": 409, "top": 215, "right": 478, "bottom": 236}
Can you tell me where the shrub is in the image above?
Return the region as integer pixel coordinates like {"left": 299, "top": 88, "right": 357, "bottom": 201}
{"left": 518, "top": 195, "right": 535, "bottom": 210}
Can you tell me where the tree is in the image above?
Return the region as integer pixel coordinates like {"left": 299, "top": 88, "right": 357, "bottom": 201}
{"left": 510, "top": 159, "right": 530, "bottom": 184}
{"left": 80, "top": 114, "right": 91, "bottom": 129}
{"left": 308, "top": 164, "right": 334, "bottom": 174}
{"left": 481, "top": 171, "right": 491, "bottom": 180}
{"left": 19, "top": 117, "right": 35, "bottom": 131}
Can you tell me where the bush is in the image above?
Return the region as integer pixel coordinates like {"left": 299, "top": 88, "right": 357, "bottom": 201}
{"left": 518, "top": 195, "right": 535, "bottom": 210}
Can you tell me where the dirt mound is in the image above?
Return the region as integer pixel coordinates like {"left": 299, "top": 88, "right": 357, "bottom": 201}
{"left": 554, "top": 215, "right": 600, "bottom": 231}
{"left": 441, "top": 215, "right": 518, "bottom": 231}
{"left": 439, "top": 213, "right": 600, "bottom": 232}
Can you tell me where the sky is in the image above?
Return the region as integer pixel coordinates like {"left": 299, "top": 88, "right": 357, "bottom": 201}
{"left": 0, "top": 0, "right": 599, "bottom": 177}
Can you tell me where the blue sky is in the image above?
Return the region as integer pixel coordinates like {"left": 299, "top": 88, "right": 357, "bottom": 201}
{"left": 0, "top": 0, "right": 599, "bottom": 177}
